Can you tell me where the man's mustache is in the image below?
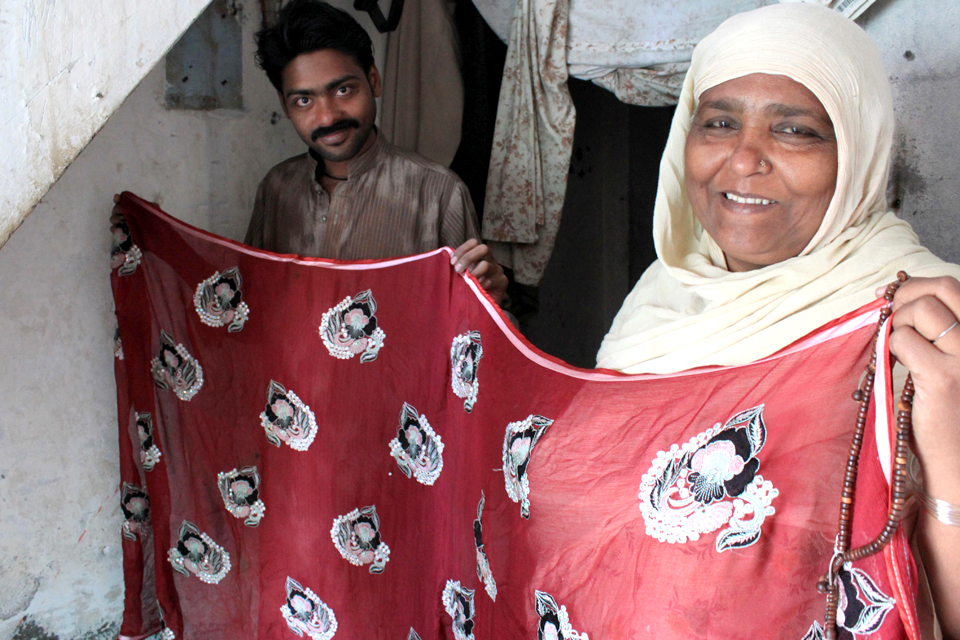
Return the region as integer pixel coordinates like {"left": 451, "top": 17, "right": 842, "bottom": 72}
{"left": 311, "top": 119, "right": 360, "bottom": 141}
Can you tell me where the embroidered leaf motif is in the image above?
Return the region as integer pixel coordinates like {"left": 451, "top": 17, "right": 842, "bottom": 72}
{"left": 319, "top": 289, "right": 385, "bottom": 362}
{"left": 535, "top": 590, "right": 590, "bottom": 640}
{"left": 801, "top": 621, "right": 824, "bottom": 640}
{"left": 281, "top": 576, "right": 338, "bottom": 640}
{"left": 390, "top": 403, "right": 444, "bottom": 485}
{"left": 726, "top": 404, "right": 766, "bottom": 457}
{"left": 408, "top": 629, "right": 422, "bottom": 640}
{"left": 715, "top": 527, "right": 761, "bottom": 553}
{"left": 194, "top": 267, "right": 250, "bottom": 332}
{"left": 450, "top": 331, "right": 483, "bottom": 412}
{"left": 330, "top": 505, "right": 390, "bottom": 574}
{"left": 841, "top": 565, "right": 895, "bottom": 635}
{"left": 442, "top": 580, "right": 476, "bottom": 640}
{"left": 639, "top": 405, "right": 778, "bottom": 550}
{"left": 502, "top": 415, "right": 554, "bottom": 518}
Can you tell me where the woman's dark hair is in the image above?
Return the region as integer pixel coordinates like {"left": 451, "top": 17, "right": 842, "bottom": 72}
{"left": 255, "top": 0, "right": 375, "bottom": 92}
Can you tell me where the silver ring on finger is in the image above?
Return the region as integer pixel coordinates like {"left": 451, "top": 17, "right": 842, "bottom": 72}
{"left": 932, "top": 319, "right": 959, "bottom": 344}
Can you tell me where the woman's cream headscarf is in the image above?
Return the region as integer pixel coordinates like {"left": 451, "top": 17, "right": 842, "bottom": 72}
{"left": 596, "top": 2, "right": 960, "bottom": 374}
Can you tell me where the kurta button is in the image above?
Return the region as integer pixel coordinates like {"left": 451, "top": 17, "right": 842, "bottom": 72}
{"left": 322, "top": 216, "right": 328, "bottom": 222}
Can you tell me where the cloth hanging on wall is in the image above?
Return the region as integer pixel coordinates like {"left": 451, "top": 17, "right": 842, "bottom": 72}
{"left": 481, "top": 0, "right": 768, "bottom": 285}
{"left": 380, "top": 0, "right": 464, "bottom": 167}
{"left": 112, "top": 192, "right": 918, "bottom": 639}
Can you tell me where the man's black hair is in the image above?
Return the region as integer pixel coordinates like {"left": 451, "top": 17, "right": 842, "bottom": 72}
{"left": 255, "top": 0, "right": 375, "bottom": 93}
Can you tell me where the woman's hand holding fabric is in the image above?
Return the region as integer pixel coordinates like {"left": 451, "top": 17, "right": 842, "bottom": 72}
{"left": 885, "top": 275, "right": 960, "bottom": 637}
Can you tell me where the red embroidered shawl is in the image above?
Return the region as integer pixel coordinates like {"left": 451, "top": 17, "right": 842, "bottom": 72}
{"left": 111, "top": 193, "right": 919, "bottom": 640}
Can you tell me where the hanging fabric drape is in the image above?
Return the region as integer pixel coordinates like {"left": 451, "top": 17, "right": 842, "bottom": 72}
{"left": 379, "top": 0, "right": 464, "bottom": 167}
{"left": 480, "top": 0, "right": 769, "bottom": 285}
{"left": 113, "top": 193, "right": 917, "bottom": 639}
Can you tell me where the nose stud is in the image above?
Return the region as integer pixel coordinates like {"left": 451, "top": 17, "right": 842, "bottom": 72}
{"left": 759, "top": 159, "right": 767, "bottom": 168}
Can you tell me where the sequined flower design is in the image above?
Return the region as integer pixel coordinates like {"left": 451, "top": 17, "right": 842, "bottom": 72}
{"left": 535, "top": 591, "right": 590, "bottom": 640}
{"left": 194, "top": 267, "right": 249, "bottom": 332}
{"left": 319, "top": 290, "right": 385, "bottom": 362}
{"left": 331, "top": 505, "right": 390, "bottom": 574}
{"left": 802, "top": 564, "right": 895, "bottom": 640}
{"left": 474, "top": 492, "right": 497, "bottom": 601}
{"left": 281, "top": 577, "right": 338, "bottom": 640}
{"left": 120, "top": 482, "right": 150, "bottom": 541}
{"left": 114, "top": 325, "right": 124, "bottom": 360}
{"left": 450, "top": 331, "right": 482, "bottom": 412}
{"left": 836, "top": 564, "right": 895, "bottom": 635}
{"left": 442, "top": 580, "right": 476, "bottom": 640}
{"left": 136, "top": 412, "right": 162, "bottom": 471}
{"left": 260, "top": 380, "right": 317, "bottom": 452}
{"left": 503, "top": 415, "right": 554, "bottom": 519}
{"left": 638, "top": 405, "right": 779, "bottom": 552}
{"left": 110, "top": 218, "right": 141, "bottom": 276}
{"left": 390, "top": 403, "right": 444, "bottom": 485}
{"left": 218, "top": 466, "right": 265, "bottom": 526}
{"left": 167, "top": 521, "right": 231, "bottom": 584}
{"left": 150, "top": 331, "right": 204, "bottom": 401}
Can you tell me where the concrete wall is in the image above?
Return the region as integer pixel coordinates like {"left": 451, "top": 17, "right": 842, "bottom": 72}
{"left": 862, "top": 0, "right": 960, "bottom": 264}
{"left": 0, "top": 1, "right": 385, "bottom": 637}
{"left": 0, "top": 0, "right": 212, "bottom": 250}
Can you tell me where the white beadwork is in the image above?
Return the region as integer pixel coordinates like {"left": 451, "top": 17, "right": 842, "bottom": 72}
{"left": 318, "top": 291, "right": 385, "bottom": 362}
{"left": 260, "top": 382, "right": 318, "bottom": 452}
{"left": 150, "top": 332, "right": 203, "bottom": 401}
{"left": 281, "top": 577, "right": 338, "bottom": 640}
{"left": 330, "top": 506, "right": 390, "bottom": 574}
{"left": 167, "top": 523, "right": 231, "bottom": 584}
{"left": 502, "top": 415, "right": 554, "bottom": 519}
{"left": 450, "top": 332, "right": 482, "bottom": 413}
{"left": 193, "top": 268, "right": 250, "bottom": 332}
{"left": 442, "top": 580, "right": 475, "bottom": 640}
{"left": 389, "top": 403, "right": 444, "bottom": 486}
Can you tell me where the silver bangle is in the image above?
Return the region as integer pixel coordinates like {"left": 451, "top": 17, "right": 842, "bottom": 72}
{"left": 908, "top": 456, "right": 960, "bottom": 527}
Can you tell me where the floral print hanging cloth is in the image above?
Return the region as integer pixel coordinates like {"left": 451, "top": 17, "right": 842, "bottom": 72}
{"left": 112, "top": 192, "right": 918, "bottom": 639}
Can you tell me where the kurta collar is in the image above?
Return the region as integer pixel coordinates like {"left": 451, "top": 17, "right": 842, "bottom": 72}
{"left": 308, "top": 128, "right": 385, "bottom": 185}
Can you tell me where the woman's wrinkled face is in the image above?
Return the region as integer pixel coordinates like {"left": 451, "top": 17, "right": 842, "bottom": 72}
{"left": 684, "top": 73, "right": 838, "bottom": 272}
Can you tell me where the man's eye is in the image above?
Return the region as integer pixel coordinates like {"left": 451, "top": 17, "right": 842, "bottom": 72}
{"left": 336, "top": 86, "right": 352, "bottom": 95}
{"left": 295, "top": 97, "right": 310, "bottom": 106}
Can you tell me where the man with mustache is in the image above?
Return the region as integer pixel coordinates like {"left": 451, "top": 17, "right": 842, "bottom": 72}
{"left": 245, "top": 0, "right": 507, "bottom": 301}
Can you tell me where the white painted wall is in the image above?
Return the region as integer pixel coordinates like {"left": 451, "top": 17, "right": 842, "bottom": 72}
{"left": 0, "top": 0, "right": 385, "bottom": 636}
{"left": 0, "top": 0, "right": 212, "bottom": 250}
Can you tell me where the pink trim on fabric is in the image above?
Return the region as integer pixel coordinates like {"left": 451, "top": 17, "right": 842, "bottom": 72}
{"left": 125, "top": 191, "right": 884, "bottom": 383}
{"left": 886, "top": 529, "right": 921, "bottom": 640}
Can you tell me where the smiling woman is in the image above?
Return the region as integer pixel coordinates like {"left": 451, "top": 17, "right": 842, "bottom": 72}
{"left": 685, "top": 74, "right": 838, "bottom": 272}
{"left": 597, "top": 3, "right": 960, "bottom": 637}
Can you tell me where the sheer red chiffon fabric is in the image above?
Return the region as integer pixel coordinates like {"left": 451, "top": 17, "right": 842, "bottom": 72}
{"left": 112, "top": 193, "right": 918, "bottom": 640}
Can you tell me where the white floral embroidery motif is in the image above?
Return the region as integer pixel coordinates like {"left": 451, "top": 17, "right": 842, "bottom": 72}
{"left": 835, "top": 564, "right": 896, "bottom": 636}
{"left": 407, "top": 629, "right": 422, "bottom": 640}
{"left": 218, "top": 466, "right": 265, "bottom": 526}
{"left": 535, "top": 591, "right": 589, "bottom": 640}
{"left": 158, "top": 607, "right": 175, "bottom": 639}
{"left": 150, "top": 331, "right": 203, "bottom": 401}
{"left": 114, "top": 325, "right": 124, "bottom": 360}
{"left": 120, "top": 482, "right": 150, "bottom": 541}
{"left": 167, "top": 521, "right": 231, "bottom": 584}
{"left": 802, "top": 621, "right": 824, "bottom": 640}
{"left": 136, "top": 412, "right": 162, "bottom": 471}
{"left": 503, "top": 415, "right": 553, "bottom": 519}
{"left": 450, "top": 331, "right": 482, "bottom": 412}
{"left": 331, "top": 505, "right": 390, "bottom": 574}
{"left": 474, "top": 492, "right": 497, "bottom": 601}
{"left": 194, "top": 267, "right": 250, "bottom": 332}
{"left": 281, "top": 577, "right": 338, "bottom": 640}
{"left": 442, "top": 580, "right": 476, "bottom": 640}
{"left": 261, "top": 380, "right": 317, "bottom": 452}
{"left": 639, "top": 405, "right": 778, "bottom": 552}
{"left": 319, "top": 289, "right": 385, "bottom": 362}
{"left": 390, "top": 403, "right": 444, "bottom": 485}
{"left": 110, "top": 218, "right": 141, "bottom": 276}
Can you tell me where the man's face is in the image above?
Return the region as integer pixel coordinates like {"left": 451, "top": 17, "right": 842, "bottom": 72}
{"left": 279, "top": 49, "right": 380, "bottom": 164}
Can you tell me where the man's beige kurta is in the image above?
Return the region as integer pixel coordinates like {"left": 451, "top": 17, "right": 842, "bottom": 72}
{"left": 245, "top": 133, "right": 480, "bottom": 258}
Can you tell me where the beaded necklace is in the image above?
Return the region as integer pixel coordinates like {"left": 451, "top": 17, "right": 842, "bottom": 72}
{"left": 819, "top": 271, "right": 913, "bottom": 639}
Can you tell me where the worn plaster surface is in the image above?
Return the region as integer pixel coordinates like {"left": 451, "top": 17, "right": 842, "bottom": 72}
{"left": 0, "top": 0, "right": 213, "bottom": 249}
{"left": 862, "top": 0, "right": 960, "bottom": 264}
{"left": 0, "top": 0, "right": 322, "bottom": 635}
